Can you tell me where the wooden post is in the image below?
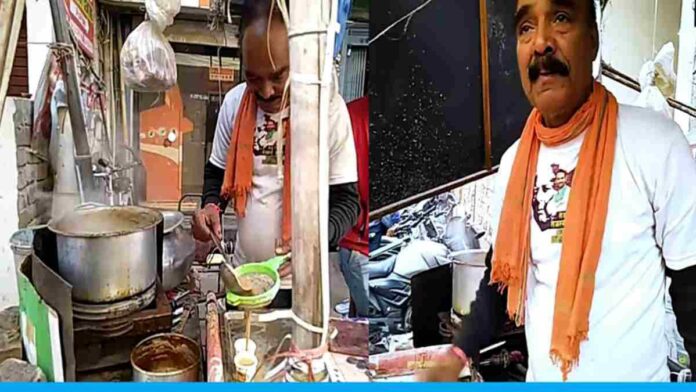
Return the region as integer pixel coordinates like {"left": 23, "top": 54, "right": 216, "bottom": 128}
{"left": 479, "top": 0, "right": 493, "bottom": 170}
{"left": 289, "top": 0, "right": 330, "bottom": 350}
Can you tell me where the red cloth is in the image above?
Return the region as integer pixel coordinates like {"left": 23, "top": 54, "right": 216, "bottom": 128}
{"left": 339, "top": 96, "right": 369, "bottom": 256}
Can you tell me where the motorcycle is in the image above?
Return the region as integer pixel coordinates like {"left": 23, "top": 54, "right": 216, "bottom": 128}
{"left": 368, "top": 193, "right": 483, "bottom": 353}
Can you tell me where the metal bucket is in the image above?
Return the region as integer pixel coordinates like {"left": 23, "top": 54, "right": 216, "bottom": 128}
{"left": 131, "top": 333, "right": 200, "bottom": 382}
{"left": 451, "top": 249, "right": 488, "bottom": 317}
{"left": 9, "top": 228, "right": 40, "bottom": 271}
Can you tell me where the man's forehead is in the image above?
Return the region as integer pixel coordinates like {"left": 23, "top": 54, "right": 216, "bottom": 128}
{"left": 516, "top": 0, "right": 582, "bottom": 13}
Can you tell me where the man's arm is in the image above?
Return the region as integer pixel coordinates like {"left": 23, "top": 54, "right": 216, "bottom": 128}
{"left": 202, "top": 161, "right": 229, "bottom": 211}
{"left": 452, "top": 247, "right": 508, "bottom": 363}
{"left": 329, "top": 182, "right": 360, "bottom": 249}
{"left": 649, "top": 119, "right": 696, "bottom": 376}
{"left": 667, "top": 267, "right": 696, "bottom": 376}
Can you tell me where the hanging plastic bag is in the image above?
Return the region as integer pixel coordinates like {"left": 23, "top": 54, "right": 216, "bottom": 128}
{"left": 633, "top": 42, "right": 676, "bottom": 119}
{"left": 120, "top": 21, "right": 177, "bottom": 92}
{"left": 145, "top": 0, "right": 181, "bottom": 31}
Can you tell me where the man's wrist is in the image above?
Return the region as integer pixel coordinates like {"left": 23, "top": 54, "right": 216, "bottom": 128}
{"left": 203, "top": 202, "right": 221, "bottom": 214}
{"left": 449, "top": 346, "right": 469, "bottom": 367}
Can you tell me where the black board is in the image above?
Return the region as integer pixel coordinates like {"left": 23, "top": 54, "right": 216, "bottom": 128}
{"left": 486, "top": 0, "right": 532, "bottom": 164}
{"left": 369, "top": 0, "right": 530, "bottom": 212}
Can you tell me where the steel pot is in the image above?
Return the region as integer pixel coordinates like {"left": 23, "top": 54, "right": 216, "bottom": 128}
{"left": 451, "top": 249, "right": 488, "bottom": 317}
{"left": 161, "top": 211, "right": 195, "bottom": 291}
{"left": 47, "top": 205, "right": 162, "bottom": 303}
{"left": 131, "top": 333, "right": 200, "bottom": 382}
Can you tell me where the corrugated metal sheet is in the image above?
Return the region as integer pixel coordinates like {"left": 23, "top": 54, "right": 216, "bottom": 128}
{"left": 340, "top": 46, "right": 367, "bottom": 102}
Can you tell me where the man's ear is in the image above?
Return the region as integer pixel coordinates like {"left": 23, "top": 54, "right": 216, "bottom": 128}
{"left": 591, "top": 26, "right": 600, "bottom": 60}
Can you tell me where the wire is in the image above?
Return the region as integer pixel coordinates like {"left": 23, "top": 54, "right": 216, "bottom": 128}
{"left": 367, "top": 0, "right": 434, "bottom": 46}
{"left": 267, "top": 0, "right": 278, "bottom": 71}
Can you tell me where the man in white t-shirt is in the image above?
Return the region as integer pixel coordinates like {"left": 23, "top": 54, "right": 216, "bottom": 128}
{"left": 424, "top": 0, "right": 696, "bottom": 382}
{"left": 192, "top": 0, "right": 359, "bottom": 275}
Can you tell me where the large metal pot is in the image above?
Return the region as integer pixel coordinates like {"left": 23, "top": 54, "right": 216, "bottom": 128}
{"left": 161, "top": 211, "right": 195, "bottom": 291}
{"left": 47, "top": 205, "right": 162, "bottom": 303}
{"left": 451, "top": 249, "right": 488, "bottom": 317}
{"left": 131, "top": 333, "right": 200, "bottom": 382}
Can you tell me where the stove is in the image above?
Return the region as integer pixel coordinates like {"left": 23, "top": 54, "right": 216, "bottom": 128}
{"left": 74, "top": 285, "right": 173, "bottom": 379}
{"left": 73, "top": 284, "right": 157, "bottom": 326}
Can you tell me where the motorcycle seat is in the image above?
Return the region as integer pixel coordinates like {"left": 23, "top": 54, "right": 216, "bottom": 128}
{"left": 370, "top": 277, "right": 410, "bottom": 300}
{"left": 366, "top": 254, "right": 397, "bottom": 279}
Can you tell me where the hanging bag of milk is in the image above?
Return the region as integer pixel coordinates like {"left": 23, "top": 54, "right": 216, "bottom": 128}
{"left": 120, "top": 0, "right": 181, "bottom": 92}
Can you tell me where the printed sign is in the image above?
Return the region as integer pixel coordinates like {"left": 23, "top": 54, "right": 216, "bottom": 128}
{"left": 63, "top": 0, "right": 95, "bottom": 58}
{"left": 209, "top": 67, "right": 235, "bottom": 82}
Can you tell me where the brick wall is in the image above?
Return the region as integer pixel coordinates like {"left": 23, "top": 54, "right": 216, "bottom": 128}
{"left": 13, "top": 99, "right": 52, "bottom": 228}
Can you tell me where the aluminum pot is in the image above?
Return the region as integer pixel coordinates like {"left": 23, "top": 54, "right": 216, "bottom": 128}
{"left": 131, "top": 333, "right": 200, "bottom": 382}
{"left": 161, "top": 211, "right": 195, "bottom": 291}
{"left": 47, "top": 205, "right": 162, "bottom": 303}
{"left": 451, "top": 249, "right": 488, "bottom": 317}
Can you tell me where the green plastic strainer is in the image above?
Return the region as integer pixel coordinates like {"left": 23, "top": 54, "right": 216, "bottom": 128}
{"left": 226, "top": 254, "right": 289, "bottom": 309}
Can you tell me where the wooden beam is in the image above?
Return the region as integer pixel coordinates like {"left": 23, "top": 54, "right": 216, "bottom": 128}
{"left": 0, "top": 0, "right": 26, "bottom": 115}
{"left": 479, "top": 0, "right": 493, "bottom": 170}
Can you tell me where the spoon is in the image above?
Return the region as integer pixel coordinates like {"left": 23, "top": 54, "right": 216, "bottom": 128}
{"left": 210, "top": 233, "right": 252, "bottom": 295}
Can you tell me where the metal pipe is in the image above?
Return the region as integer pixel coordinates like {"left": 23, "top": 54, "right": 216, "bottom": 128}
{"left": 206, "top": 291, "right": 224, "bottom": 382}
{"left": 601, "top": 62, "right": 696, "bottom": 119}
{"left": 370, "top": 167, "right": 499, "bottom": 220}
{"left": 48, "top": 0, "right": 97, "bottom": 199}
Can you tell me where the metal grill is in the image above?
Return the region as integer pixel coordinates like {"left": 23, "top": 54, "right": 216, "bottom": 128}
{"left": 340, "top": 46, "right": 368, "bottom": 102}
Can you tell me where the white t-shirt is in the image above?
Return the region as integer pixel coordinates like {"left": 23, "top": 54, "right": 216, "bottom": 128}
{"left": 210, "top": 82, "right": 358, "bottom": 264}
{"left": 491, "top": 104, "right": 696, "bottom": 381}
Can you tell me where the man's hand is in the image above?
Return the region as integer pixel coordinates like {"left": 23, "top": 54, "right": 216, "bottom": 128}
{"left": 276, "top": 245, "right": 292, "bottom": 278}
{"left": 192, "top": 204, "right": 222, "bottom": 242}
{"left": 417, "top": 348, "right": 468, "bottom": 382}
{"left": 386, "top": 227, "right": 396, "bottom": 237}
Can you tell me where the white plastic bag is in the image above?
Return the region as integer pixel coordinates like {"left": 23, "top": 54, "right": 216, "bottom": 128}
{"left": 145, "top": 0, "right": 181, "bottom": 31}
{"left": 120, "top": 21, "right": 177, "bottom": 92}
{"left": 633, "top": 42, "right": 676, "bottom": 119}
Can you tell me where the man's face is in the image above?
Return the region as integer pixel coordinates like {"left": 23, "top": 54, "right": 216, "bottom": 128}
{"left": 515, "top": 0, "right": 598, "bottom": 125}
{"left": 242, "top": 17, "right": 290, "bottom": 114}
{"left": 554, "top": 172, "right": 567, "bottom": 189}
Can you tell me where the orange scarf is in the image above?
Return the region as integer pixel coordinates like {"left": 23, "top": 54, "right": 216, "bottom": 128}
{"left": 490, "top": 82, "right": 618, "bottom": 380}
{"left": 220, "top": 88, "right": 292, "bottom": 249}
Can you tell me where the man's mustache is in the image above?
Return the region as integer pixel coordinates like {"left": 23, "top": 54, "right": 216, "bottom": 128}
{"left": 256, "top": 94, "right": 282, "bottom": 103}
{"left": 528, "top": 54, "right": 570, "bottom": 82}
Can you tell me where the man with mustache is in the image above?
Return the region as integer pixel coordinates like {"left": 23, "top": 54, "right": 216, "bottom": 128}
{"left": 192, "top": 0, "right": 359, "bottom": 278}
{"left": 423, "top": 0, "right": 696, "bottom": 381}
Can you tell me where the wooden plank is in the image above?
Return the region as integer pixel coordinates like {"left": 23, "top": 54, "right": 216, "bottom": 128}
{"left": 0, "top": 0, "right": 26, "bottom": 113}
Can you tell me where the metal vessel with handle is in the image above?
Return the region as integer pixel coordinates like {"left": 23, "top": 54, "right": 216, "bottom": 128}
{"left": 48, "top": 204, "right": 162, "bottom": 303}
{"left": 451, "top": 249, "right": 488, "bottom": 317}
{"left": 161, "top": 211, "right": 195, "bottom": 291}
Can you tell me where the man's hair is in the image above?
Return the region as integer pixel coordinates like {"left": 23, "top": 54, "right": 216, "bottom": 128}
{"left": 241, "top": 0, "right": 288, "bottom": 34}
{"left": 587, "top": 0, "right": 598, "bottom": 28}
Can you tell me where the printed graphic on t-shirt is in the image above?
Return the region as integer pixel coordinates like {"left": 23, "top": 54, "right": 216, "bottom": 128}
{"left": 252, "top": 114, "right": 288, "bottom": 165}
{"left": 532, "top": 164, "right": 575, "bottom": 243}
